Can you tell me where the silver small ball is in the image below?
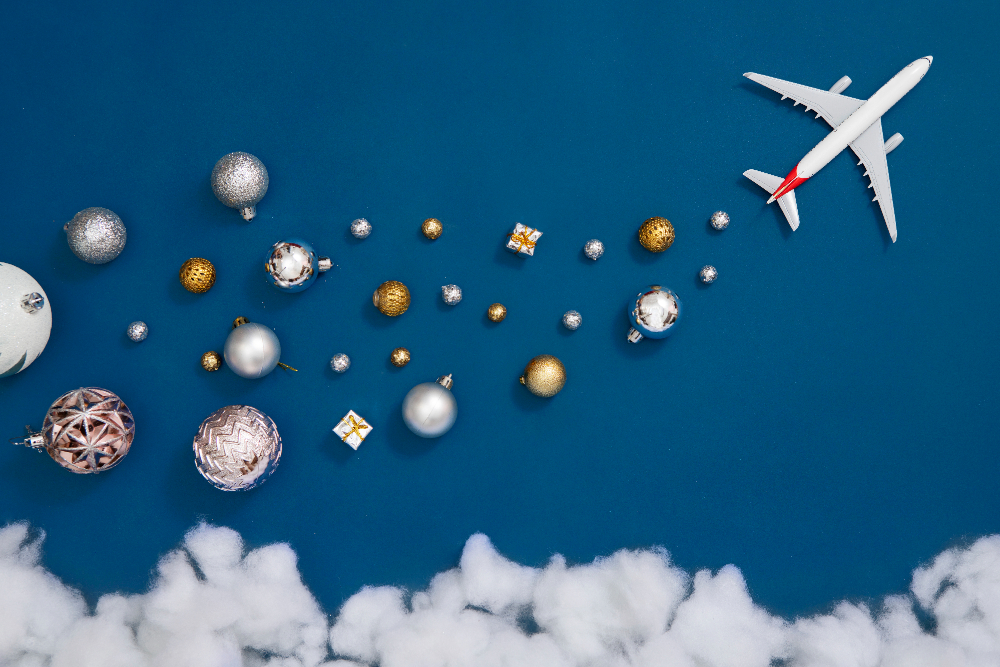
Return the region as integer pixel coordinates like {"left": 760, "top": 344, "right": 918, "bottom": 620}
{"left": 64, "top": 207, "right": 127, "bottom": 264}
{"left": 583, "top": 239, "right": 604, "bottom": 260}
{"left": 126, "top": 321, "right": 148, "bottom": 342}
{"left": 331, "top": 353, "right": 351, "bottom": 373}
{"left": 350, "top": 218, "right": 372, "bottom": 239}
{"left": 224, "top": 322, "right": 281, "bottom": 379}
{"left": 211, "top": 152, "right": 269, "bottom": 220}
{"left": 441, "top": 284, "right": 462, "bottom": 305}
{"left": 562, "top": 310, "right": 582, "bottom": 330}
{"left": 710, "top": 211, "right": 730, "bottom": 230}
{"left": 699, "top": 265, "right": 718, "bottom": 284}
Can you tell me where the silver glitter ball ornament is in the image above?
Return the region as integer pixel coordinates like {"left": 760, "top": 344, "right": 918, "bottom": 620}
{"left": 64, "top": 207, "right": 126, "bottom": 264}
{"left": 562, "top": 310, "right": 582, "bottom": 330}
{"left": 193, "top": 405, "right": 281, "bottom": 491}
{"left": 331, "top": 353, "right": 351, "bottom": 373}
{"left": 627, "top": 285, "right": 682, "bottom": 343}
{"left": 224, "top": 322, "right": 281, "bottom": 379}
{"left": 402, "top": 375, "right": 457, "bottom": 438}
{"left": 350, "top": 218, "right": 372, "bottom": 239}
{"left": 710, "top": 211, "right": 730, "bottom": 230}
{"left": 441, "top": 284, "right": 462, "bottom": 305}
{"left": 699, "top": 265, "right": 718, "bottom": 284}
{"left": 583, "top": 239, "right": 604, "bottom": 260}
{"left": 211, "top": 152, "right": 269, "bottom": 221}
{"left": 126, "top": 321, "right": 148, "bottom": 342}
{"left": 0, "top": 263, "right": 51, "bottom": 378}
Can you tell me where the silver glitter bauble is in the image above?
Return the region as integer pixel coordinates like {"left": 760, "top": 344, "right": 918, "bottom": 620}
{"left": 562, "top": 310, "right": 582, "bottom": 330}
{"left": 193, "top": 405, "right": 281, "bottom": 491}
{"left": 331, "top": 353, "right": 351, "bottom": 373}
{"left": 441, "top": 284, "right": 462, "bottom": 305}
{"left": 224, "top": 322, "right": 281, "bottom": 379}
{"left": 710, "top": 211, "right": 730, "bottom": 230}
{"left": 351, "top": 218, "right": 372, "bottom": 239}
{"left": 64, "top": 207, "right": 126, "bottom": 264}
{"left": 627, "top": 286, "right": 682, "bottom": 343}
{"left": 699, "top": 265, "right": 718, "bottom": 284}
{"left": 0, "top": 263, "right": 51, "bottom": 378}
{"left": 211, "top": 152, "right": 269, "bottom": 221}
{"left": 126, "top": 321, "right": 148, "bottom": 342}
{"left": 583, "top": 239, "right": 604, "bottom": 260}
{"left": 402, "top": 375, "right": 457, "bottom": 438}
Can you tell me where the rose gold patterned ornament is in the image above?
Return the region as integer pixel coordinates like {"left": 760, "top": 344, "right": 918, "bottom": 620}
{"left": 193, "top": 405, "right": 281, "bottom": 491}
{"left": 11, "top": 387, "right": 134, "bottom": 473}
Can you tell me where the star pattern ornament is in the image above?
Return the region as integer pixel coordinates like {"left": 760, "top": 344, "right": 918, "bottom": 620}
{"left": 40, "top": 387, "right": 135, "bottom": 473}
{"left": 193, "top": 405, "right": 282, "bottom": 491}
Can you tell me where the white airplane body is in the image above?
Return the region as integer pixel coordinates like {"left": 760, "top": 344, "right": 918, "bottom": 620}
{"left": 744, "top": 56, "right": 932, "bottom": 242}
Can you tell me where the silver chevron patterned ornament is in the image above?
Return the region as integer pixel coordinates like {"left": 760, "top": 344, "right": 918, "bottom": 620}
{"left": 192, "top": 405, "right": 281, "bottom": 491}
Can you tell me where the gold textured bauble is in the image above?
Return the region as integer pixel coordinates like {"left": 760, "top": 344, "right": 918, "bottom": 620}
{"left": 390, "top": 347, "right": 411, "bottom": 367}
{"left": 179, "top": 258, "right": 217, "bottom": 293}
{"left": 201, "top": 351, "right": 223, "bottom": 372}
{"left": 487, "top": 303, "right": 507, "bottom": 323}
{"left": 519, "top": 354, "right": 566, "bottom": 398}
{"left": 637, "top": 217, "right": 675, "bottom": 253}
{"left": 373, "top": 280, "right": 411, "bottom": 316}
{"left": 422, "top": 218, "right": 443, "bottom": 240}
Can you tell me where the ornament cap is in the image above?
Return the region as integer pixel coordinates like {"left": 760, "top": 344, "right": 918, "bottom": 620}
{"left": 317, "top": 257, "right": 332, "bottom": 272}
{"left": 233, "top": 316, "right": 249, "bottom": 329}
{"left": 436, "top": 374, "right": 454, "bottom": 390}
{"left": 627, "top": 327, "right": 644, "bottom": 343}
{"left": 240, "top": 206, "right": 256, "bottom": 221}
{"left": 9, "top": 428, "right": 44, "bottom": 449}
{"left": 20, "top": 292, "right": 45, "bottom": 313}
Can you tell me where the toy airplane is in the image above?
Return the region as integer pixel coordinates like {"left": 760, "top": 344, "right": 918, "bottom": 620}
{"left": 744, "top": 56, "right": 932, "bottom": 242}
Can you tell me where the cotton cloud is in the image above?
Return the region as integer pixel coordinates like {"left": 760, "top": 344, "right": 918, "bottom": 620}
{"left": 2, "top": 523, "right": 1000, "bottom": 666}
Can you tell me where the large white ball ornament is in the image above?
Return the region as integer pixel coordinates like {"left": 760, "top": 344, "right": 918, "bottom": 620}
{"left": 0, "top": 263, "right": 52, "bottom": 377}
{"left": 223, "top": 322, "right": 281, "bottom": 379}
{"left": 402, "top": 374, "right": 457, "bottom": 438}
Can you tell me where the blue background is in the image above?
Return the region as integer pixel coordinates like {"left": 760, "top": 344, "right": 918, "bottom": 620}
{"left": 1, "top": 0, "right": 997, "bottom": 620}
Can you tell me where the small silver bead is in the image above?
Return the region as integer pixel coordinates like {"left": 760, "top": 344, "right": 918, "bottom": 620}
{"left": 562, "top": 310, "right": 582, "bottom": 330}
{"left": 699, "top": 265, "right": 718, "bottom": 284}
{"left": 350, "top": 218, "right": 372, "bottom": 239}
{"left": 710, "top": 211, "right": 730, "bottom": 230}
{"left": 127, "top": 321, "right": 148, "bottom": 342}
{"left": 583, "top": 239, "right": 604, "bottom": 260}
{"left": 331, "top": 353, "right": 351, "bottom": 373}
{"left": 441, "top": 284, "right": 462, "bottom": 305}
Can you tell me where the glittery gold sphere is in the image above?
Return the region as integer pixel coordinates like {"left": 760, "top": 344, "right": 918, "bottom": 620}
{"left": 519, "top": 354, "right": 566, "bottom": 398}
{"left": 422, "top": 218, "right": 443, "bottom": 240}
{"left": 201, "top": 351, "right": 223, "bottom": 372}
{"left": 487, "top": 303, "right": 507, "bottom": 322}
{"left": 637, "top": 217, "right": 675, "bottom": 253}
{"left": 179, "top": 258, "right": 217, "bottom": 293}
{"left": 390, "top": 347, "right": 411, "bottom": 367}
{"left": 373, "top": 280, "right": 411, "bottom": 316}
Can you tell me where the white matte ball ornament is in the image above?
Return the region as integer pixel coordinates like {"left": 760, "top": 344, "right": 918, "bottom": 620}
{"left": 0, "top": 263, "right": 52, "bottom": 378}
{"left": 402, "top": 375, "right": 457, "bottom": 438}
{"left": 224, "top": 322, "right": 281, "bottom": 379}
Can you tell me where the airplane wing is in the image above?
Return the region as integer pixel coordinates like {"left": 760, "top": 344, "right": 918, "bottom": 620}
{"left": 744, "top": 73, "right": 865, "bottom": 128}
{"left": 744, "top": 169, "right": 800, "bottom": 231}
{"left": 848, "top": 118, "right": 897, "bottom": 242}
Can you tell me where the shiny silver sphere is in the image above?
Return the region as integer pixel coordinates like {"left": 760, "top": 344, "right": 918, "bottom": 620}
{"left": 628, "top": 286, "right": 682, "bottom": 341}
{"left": 211, "top": 152, "right": 269, "bottom": 220}
{"left": 441, "top": 284, "right": 462, "bottom": 305}
{"left": 126, "top": 321, "right": 148, "bottom": 342}
{"left": 583, "top": 239, "right": 604, "bottom": 260}
{"left": 224, "top": 322, "right": 281, "bottom": 379}
{"left": 710, "top": 211, "right": 730, "bottom": 230}
{"left": 562, "top": 310, "right": 582, "bottom": 330}
{"left": 64, "top": 207, "right": 126, "bottom": 264}
{"left": 265, "top": 239, "right": 327, "bottom": 292}
{"left": 402, "top": 381, "right": 457, "bottom": 438}
{"left": 699, "top": 265, "right": 718, "bottom": 284}
{"left": 330, "top": 353, "right": 351, "bottom": 373}
{"left": 350, "top": 218, "right": 372, "bottom": 239}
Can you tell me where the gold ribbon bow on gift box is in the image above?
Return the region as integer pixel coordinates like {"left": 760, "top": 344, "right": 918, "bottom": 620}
{"left": 508, "top": 227, "right": 539, "bottom": 253}
{"left": 340, "top": 415, "right": 370, "bottom": 442}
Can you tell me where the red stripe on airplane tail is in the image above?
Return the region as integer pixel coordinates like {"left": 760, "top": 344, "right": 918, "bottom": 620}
{"left": 772, "top": 165, "right": 808, "bottom": 200}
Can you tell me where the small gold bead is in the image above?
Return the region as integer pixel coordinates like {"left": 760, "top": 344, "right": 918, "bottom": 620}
{"left": 201, "top": 351, "right": 223, "bottom": 372}
{"left": 487, "top": 303, "right": 507, "bottom": 323}
{"left": 637, "top": 217, "right": 675, "bottom": 253}
{"left": 519, "top": 354, "right": 566, "bottom": 397}
{"left": 373, "top": 280, "right": 411, "bottom": 316}
{"left": 232, "top": 316, "right": 249, "bottom": 328}
{"left": 179, "top": 258, "right": 217, "bottom": 293}
{"left": 421, "top": 218, "right": 443, "bottom": 240}
{"left": 390, "top": 347, "right": 411, "bottom": 367}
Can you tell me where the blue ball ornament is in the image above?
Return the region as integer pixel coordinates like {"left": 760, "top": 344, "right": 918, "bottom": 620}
{"left": 626, "top": 285, "right": 681, "bottom": 343}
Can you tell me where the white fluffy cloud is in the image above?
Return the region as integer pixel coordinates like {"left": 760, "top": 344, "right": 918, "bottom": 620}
{"left": 2, "top": 523, "right": 999, "bottom": 667}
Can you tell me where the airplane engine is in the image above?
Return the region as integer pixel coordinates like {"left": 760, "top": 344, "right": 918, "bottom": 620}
{"left": 828, "top": 76, "right": 852, "bottom": 94}
{"left": 884, "top": 133, "right": 904, "bottom": 154}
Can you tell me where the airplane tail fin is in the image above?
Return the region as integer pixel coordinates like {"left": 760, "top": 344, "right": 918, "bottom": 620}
{"left": 744, "top": 169, "right": 800, "bottom": 231}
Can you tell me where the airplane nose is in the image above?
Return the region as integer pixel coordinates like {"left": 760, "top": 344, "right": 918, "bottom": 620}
{"left": 925, "top": 55, "right": 933, "bottom": 65}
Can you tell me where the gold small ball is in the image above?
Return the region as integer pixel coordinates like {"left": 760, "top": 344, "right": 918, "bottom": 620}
{"left": 180, "top": 258, "right": 217, "bottom": 293}
{"left": 487, "top": 303, "right": 507, "bottom": 323}
{"left": 637, "top": 217, "right": 675, "bottom": 253}
{"left": 373, "top": 280, "right": 411, "bottom": 316}
{"left": 519, "top": 354, "right": 566, "bottom": 398}
{"left": 390, "top": 347, "right": 411, "bottom": 367}
{"left": 232, "top": 316, "right": 249, "bottom": 329}
{"left": 201, "top": 351, "right": 223, "bottom": 372}
{"left": 422, "top": 218, "right": 443, "bottom": 240}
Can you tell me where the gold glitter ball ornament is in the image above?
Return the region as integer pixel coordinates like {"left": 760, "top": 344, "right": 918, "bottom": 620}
{"left": 179, "top": 258, "right": 217, "bottom": 293}
{"left": 373, "top": 280, "right": 411, "bottom": 316}
{"left": 422, "top": 218, "right": 443, "bottom": 240}
{"left": 201, "top": 351, "right": 223, "bottom": 372}
{"left": 519, "top": 354, "right": 567, "bottom": 398}
{"left": 487, "top": 303, "right": 507, "bottom": 322}
{"left": 637, "top": 217, "right": 675, "bottom": 253}
{"left": 390, "top": 347, "right": 411, "bottom": 367}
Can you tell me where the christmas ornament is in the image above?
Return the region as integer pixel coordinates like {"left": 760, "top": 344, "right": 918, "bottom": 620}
{"left": 126, "top": 321, "right": 148, "bottom": 342}
{"left": 373, "top": 280, "right": 411, "bottom": 316}
{"left": 333, "top": 410, "right": 372, "bottom": 450}
{"left": 211, "top": 152, "right": 269, "bottom": 221}
{"left": 351, "top": 218, "right": 372, "bottom": 239}
{"left": 506, "top": 223, "right": 542, "bottom": 256}
{"left": 201, "top": 351, "right": 223, "bottom": 371}
{"left": 12, "top": 387, "right": 134, "bottom": 474}
{"left": 519, "top": 355, "right": 566, "bottom": 397}
{"left": 390, "top": 347, "right": 410, "bottom": 367}
{"left": 710, "top": 211, "right": 730, "bottom": 230}
{"left": 562, "top": 310, "right": 582, "bottom": 330}
{"left": 422, "top": 218, "right": 443, "bottom": 240}
{"left": 179, "top": 258, "right": 216, "bottom": 293}
{"left": 402, "top": 374, "right": 457, "bottom": 438}
{"left": 583, "top": 239, "right": 605, "bottom": 260}
{"left": 0, "top": 263, "right": 51, "bottom": 378}
{"left": 193, "top": 405, "right": 281, "bottom": 491}
{"left": 699, "top": 265, "right": 718, "bottom": 284}
{"left": 64, "top": 207, "right": 126, "bottom": 264}
{"left": 330, "top": 353, "right": 350, "bottom": 373}
{"left": 441, "top": 284, "right": 462, "bottom": 305}
{"left": 487, "top": 303, "right": 507, "bottom": 323}
{"left": 627, "top": 286, "right": 682, "bottom": 343}
{"left": 233, "top": 316, "right": 250, "bottom": 328}
{"left": 265, "top": 239, "right": 332, "bottom": 292}
{"left": 637, "top": 217, "right": 675, "bottom": 253}
{"left": 224, "top": 320, "right": 285, "bottom": 379}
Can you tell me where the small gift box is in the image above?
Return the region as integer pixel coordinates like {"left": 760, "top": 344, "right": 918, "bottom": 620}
{"left": 333, "top": 410, "right": 372, "bottom": 450}
{"left": 505, "top": 223, "right": 542, "bottom": 256}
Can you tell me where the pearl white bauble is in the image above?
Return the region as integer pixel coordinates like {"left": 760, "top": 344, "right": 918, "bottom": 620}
{"left": 0, "top": 263, "right": 52, "bottom": 377}
{"left": 224, "top": 322, "right": 281, "bottom": 379}
{"left": 402, "top": 380, "right": 457, "bottom": 438}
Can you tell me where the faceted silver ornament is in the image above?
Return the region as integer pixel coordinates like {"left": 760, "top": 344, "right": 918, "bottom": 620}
{"left": 699, "top": 265, "right": 718, "bottom": 284}
{"left": 583, "top": 239, "right": 604, "bottom": 260}
{"left": 64, "top": 207, "right": 127, "bottom": 264}
{"left": 126, "top": 321, "right": 148, "bottom": 342}
{"left": 562, "top": 310, "right": 582, "bottom": 330}
{"left": 0, "top": 263, "right": 52, "bottom": 377}
{"left": 710, "top": 211, "right": 730, "bottom": 230}
{"left": 441, "top": 284, "right": 462, "bottom": 305}
{"left": 350, "top": 218, "right": 372, "bottom": 239}
{"left": 331, "top": 353, "right": 351, "bottom": 373}
{"left": 193, "top": 405, "right": 281, "bottom": 491}
{"left": 211, "top": 152, "right": 269, "bottom": 221}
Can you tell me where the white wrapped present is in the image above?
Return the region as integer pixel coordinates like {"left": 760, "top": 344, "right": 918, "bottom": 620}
{"left": 333, "top": 410, "right": 372, "bottom": 450}
{"left": 505, "top": 223, "right": 542, "bottom": 256}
